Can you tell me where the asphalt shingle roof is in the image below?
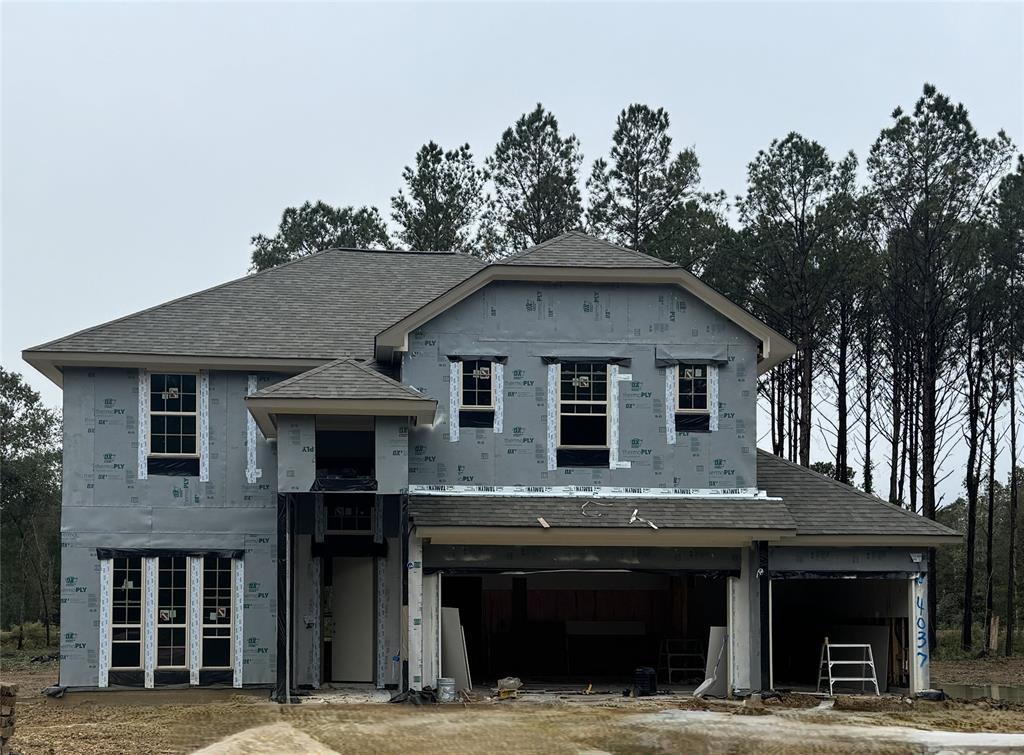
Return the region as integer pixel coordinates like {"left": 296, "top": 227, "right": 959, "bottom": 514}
{"left": 409, "top": 496, "right": 796, "bottom": 531}
{"left": 501, "top": 231, "right": 677, "bottom": 268}
{"left": 248, "top": 358, "right": 427, "bottom": 402}
{"left": 25, "top": 249, "right": 485, "bottom": 361}
{"left": 755, "top": 450, "right": 958, "bottom": 538}
{"left": 408, "top": 452, "right": 960, "bottom": 539}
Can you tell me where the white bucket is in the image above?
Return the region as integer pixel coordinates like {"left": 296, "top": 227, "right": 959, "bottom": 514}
{"left": 437, "top": 677, "right": 456, "bottom": 702}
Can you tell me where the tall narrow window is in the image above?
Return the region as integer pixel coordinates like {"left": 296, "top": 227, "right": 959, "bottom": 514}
{"left": 157, "top": 556, "right": 189, "bottom": 668}
{"left": 458, "top": 360, "right": 495, "bottom": 428}
{"left": 676, "top": 364, "right": 711, "bottom": 432}
{"left": 557, "top": 362, "right": 609, "bottom": 467}
{"left": 150, "top": 374, "right": 198, "bottom": 457}
{"left": 201, "top": 557, "right": 233, "bottom": 669}
{"left": 110, "top": 557, "right": 143, "bottom": 669}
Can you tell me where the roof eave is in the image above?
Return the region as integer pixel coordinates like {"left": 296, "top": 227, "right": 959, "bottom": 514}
{"left": 413, "top": 525, "right": 797, "bottom": 547}
{"left": 245, "top": 396, "right": 437, "bottom": 438}
{"left": 375, "top": 265, "right": 796, "bottom": 375}
{"left": 786, "top": 533, "right": 962, "bottom": 547}
{"left": 21, "top": 350, "right": 328, "bottom": 388}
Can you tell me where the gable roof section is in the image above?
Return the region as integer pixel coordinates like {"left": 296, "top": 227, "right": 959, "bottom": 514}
{"left": 502, "top": 231, "right": 676, "bottom": 268}
{"left": 755, "top": 451, "right": 959, "bottom": 543}
{"left": 244, "top": 358, "right": 436, "bottom": 436}
{"left": 23, "top": 248, "right": 485, "bottom": 384}
{"left": 376, "top": 232, "right": 796, "bottom": 373}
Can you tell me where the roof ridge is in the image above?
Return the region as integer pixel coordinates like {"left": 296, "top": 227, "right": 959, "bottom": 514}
{"left": 346, "top": 359, "right": 426, "bottom": 398}
{"left": 757, "top": 449, "right": 954, "bottom": 529}
{"left": 252, "top": 357, "right": 426, "bottom": 400}
{"left": 500, "top": 230, "right": 677, "bottom": 268}
{"left": 25, "top": 248, "right": 345, "bottom": 353}
{"left": 252, "top": 357, "right": 351, "bottom": 396}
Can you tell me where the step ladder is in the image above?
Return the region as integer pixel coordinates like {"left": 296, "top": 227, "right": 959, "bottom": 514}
{"left": 816, "top": 638, "right": 880, "bottom": 695}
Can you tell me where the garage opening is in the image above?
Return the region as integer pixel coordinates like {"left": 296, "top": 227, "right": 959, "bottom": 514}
{"left": 442, "top": 571, "right": 726, "bottom": 687}
{"left": 771, "top": 578, "right": 910, "bottom": 693}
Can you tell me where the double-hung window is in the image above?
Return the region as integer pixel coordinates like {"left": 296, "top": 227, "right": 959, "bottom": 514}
{"left": 156, "top": 556, "right": 189, "bottom": 668}
{"left": 458, "top": 359, "right": 495, "bottom": 428}
{"left": 150, "top": 373, "right": 198, "bottom": 457}
{"left": 676, "top": 364, "right": 712, "bottom": 432}
{"left": 557, "top": 361, "right": 610, "bottom": 467}
{"left": 110, "top": 557, "right": 144, "bottom": 669}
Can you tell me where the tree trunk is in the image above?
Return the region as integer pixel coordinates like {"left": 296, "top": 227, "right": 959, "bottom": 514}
{"left": 1007, "top": 352, "right": 1019, "bottom": 656}
{"left": 985, "top": 346, "right": 998, "bottom": 652}
{"left": 863, "top": 321, "right": 875, "bottom": 494}
{"left": 962, "top": 342, "right": 982, "bottom": 652}
{"left": 922, "top": 335, "right": 939, "bottom": 651}
{"left": 889, "top": 355, "right": 902, "bottom": 504}
{"left": 836, "top": 300, "right": 849, "bottom": 483}
{"left": 800, "top": 340, "right": 812, "bottom": 467}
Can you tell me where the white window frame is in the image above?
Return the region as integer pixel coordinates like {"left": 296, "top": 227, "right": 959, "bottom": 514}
{"left": 676, "top": 363, "right": 711, "bottom": 416}
{"left": 325, "top": 498, "right": 374, "bottom": 535}
{"left": 556, "top": 362, "right": 610, "bottom": 450}
{"left": 149, "top": 372, "right": 200, "bottom": 459}
{"left": 200, "top": 557, "right": 234, "bottom": 670}
{"left": 458, "top": 360, "right": 495, "bottom": 410}
{"left": 110, "top": 556, "right": 144, "bottom": 671}
{"left": 155, "top": 556, "right": 190, "bottom": 670}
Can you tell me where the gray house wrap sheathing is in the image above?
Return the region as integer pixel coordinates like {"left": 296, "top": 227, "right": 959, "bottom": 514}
{"left": 24, "top": 231, "right": 958, "bottom": 697}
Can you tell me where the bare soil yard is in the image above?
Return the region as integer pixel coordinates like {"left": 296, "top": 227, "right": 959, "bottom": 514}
{"left": 4, "top": 656, "right": 1024, "bottom": 754}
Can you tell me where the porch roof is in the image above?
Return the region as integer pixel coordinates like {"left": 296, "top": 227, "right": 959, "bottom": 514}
{"left": 245, "top": 358, "right": 436, "bottom": 436}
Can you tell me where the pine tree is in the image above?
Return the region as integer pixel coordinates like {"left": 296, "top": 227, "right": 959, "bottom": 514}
{"left": 481, "top": 104, "right": 583, "bottom": 256}
{"left": 391, "top": 142, "right": 485, "bottom": 253}
{"left": 586, "top": 104, "right": 699, "bottom": 252}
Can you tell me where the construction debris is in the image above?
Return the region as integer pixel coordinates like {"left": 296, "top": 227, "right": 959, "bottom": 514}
{"left": 497, "top": 677, "right": 522, "bottom": 699}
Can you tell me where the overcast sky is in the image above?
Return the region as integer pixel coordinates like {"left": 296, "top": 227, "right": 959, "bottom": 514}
{"left": 3, "top": 1, "right": 1022, "bottom": 503}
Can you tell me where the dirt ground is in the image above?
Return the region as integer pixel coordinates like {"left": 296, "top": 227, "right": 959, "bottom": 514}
{"left": 4, "top": 658, "right": 1024, "bottom": 755}
{"left": 931, "top": 655, "right": 1024, "bottom": 686}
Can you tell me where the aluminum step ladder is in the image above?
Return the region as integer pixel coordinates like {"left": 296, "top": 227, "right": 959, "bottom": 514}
{"left": 816, "top": 638, "right": 880, "bottom": 695}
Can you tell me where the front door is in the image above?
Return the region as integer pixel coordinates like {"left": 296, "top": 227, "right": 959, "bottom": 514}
{"left": 331, "top": 557, "right": 374, "bottom": 682}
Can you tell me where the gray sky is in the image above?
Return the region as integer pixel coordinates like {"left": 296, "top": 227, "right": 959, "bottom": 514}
{"left": 3, "top": 1, "right": 1022, "bottom": 504}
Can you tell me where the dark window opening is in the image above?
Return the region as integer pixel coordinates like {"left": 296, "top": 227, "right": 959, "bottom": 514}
{"left": 459, "top": 409, "right": 495, "bottom": 428}
{"left": 314, "top": 430, "right": 375, "bottom": 489}
{"left": 558, "top": 362, "right": 609, "bottom": 466}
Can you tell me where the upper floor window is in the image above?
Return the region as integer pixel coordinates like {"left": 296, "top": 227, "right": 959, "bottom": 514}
{"left": 150, "top": 373, "right": 198, "bottom": 457}
{"left": 676, "top": 364, "right": 712, "bottom": 433}
{"left": 458, "top": 359, "right": 496, "bottom": 429}
{"left": 460, "top": 360, "right": 494, "bottom": 409}
{"left": 557, "top": 362, "right": 609, "bottom": 467}
{"left": 677, "top": 365, "right": 709, "bottom": 413}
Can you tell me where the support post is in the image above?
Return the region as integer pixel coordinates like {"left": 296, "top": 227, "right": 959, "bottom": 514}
{"left": 910, "top": 572, "right": 931, "bottom": 693}
{"left": 407, "top": 532, "right": 424, "bottom": 690}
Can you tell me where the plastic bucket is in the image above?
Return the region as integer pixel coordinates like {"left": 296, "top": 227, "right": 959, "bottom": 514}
{"left": 437, "top": 677, "right": 456, "bottom": 702}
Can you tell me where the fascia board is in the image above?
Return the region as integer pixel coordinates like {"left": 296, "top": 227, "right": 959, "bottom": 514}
{"left": 415, "top": 526, "right": 796, "bottom": 547}
{"left": 22, "top": 350, "right": 326, "bottom": 388}
{"left": 787, "top": 534, "right": 962, "bottom": 547}
{"left": 244, "top": 396, "right": 437, "bottom": 437}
